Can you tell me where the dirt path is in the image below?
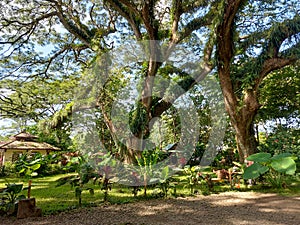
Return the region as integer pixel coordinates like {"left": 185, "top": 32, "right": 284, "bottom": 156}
{"left": 1, "top": 192, "right": 300, "bottom": 225}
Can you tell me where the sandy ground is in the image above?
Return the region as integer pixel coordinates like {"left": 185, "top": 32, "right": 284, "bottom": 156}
{"left": 1, "top": 192, "right": 300, "bottom": 225}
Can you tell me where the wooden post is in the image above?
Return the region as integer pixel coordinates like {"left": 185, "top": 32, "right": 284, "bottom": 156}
{"left": 229, "top": 170, "right": 232, "bottom": 188}
{"left": 27, "top": 180, "right": 32, "bottom": 199}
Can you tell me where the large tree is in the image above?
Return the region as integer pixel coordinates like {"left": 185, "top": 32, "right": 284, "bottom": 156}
{"left": 1, "top": 0, "right": 300, "bottom": 163}
{"left": 215, "top": 0, "right": 300, "bottom": 161}
{"left": 0, "top": 0, "right": 218, "bottom": 164}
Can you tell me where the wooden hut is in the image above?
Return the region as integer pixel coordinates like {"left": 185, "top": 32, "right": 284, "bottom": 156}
{"left": 0, "top": 131, "right": 60, "bottom": 166}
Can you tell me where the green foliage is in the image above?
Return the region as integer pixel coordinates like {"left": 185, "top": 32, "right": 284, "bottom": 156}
{"left": 243, "top": 162, "right": 269, "bottom": 180}
{"left": 133, "top": 149, "right": 169, "bottom": 196}
{"left": 243, "top": 152, "right": 297, "bottom": 188}
{"left": 183, "top": 165, "right": 202, "bottom": 195}
{"left": 1, "top": 169, "right": 299, "bottom": 216}
{"left": 28, "top": 124, "right": 73, "bottom": 152}
{"left": 259, "top": 127, "right": 300, "bottom": 157}
{"left": 129, "top": 102, "right": 148, "bottom": 137}
{"left": 247, "top": 153, "right": 272, "bottom": 163}
{"left": 0, "top": 162, "right": 15, "bottom": 177}
{"left": 150, "top": 166, "right": 177, "bottom": 198}
{"left": 0, "top": 0, "right": 299, "bottom": 189}
{"left": 14, "top": 152, "right": 63, "bottom": 177}
{"left": 97, "top": 153, "right": 117, "bottom": 202}
{"left": 57, "top": 152, "right": 117, "bottom": 204}
{"left": 57, "top": 154, "right": 98, "bottom": 206}
{"left": 0, "top": 77, "right": 78, "bottom": 124}
{"left": 258, "top": 66, "right": 300, "bottom": 122}
{"left": 0, "top": 183, "right": 26, "bottom": 215}
{"left": 271, "top": 154, "right": 297, "bottom": 175}
{"left": 14, "top": 153, "right": 42, "bottom": 177}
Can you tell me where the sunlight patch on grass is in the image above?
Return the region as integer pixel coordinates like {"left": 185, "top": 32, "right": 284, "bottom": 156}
{"left": 1, "top": 172, "right": 299, "bottom": 215}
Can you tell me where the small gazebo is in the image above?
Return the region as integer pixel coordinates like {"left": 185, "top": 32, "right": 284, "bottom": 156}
{"left": 0, "top": 131, "right": 60, "bottom": 166}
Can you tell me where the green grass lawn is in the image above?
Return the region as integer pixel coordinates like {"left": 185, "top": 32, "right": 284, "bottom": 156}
{"left": 0, "top": 173, "right": 173, "bottom": 215}
{"left": 1, "top": 173, "right": 299, "bottom": 215}
{"left": 1, "top": 174, "right": 106, "bottom": 214}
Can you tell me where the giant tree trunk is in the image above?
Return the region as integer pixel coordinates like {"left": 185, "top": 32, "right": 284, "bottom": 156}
{"left": 232, "top": 116, "right": 258, "bottom": 163}
{"left": 217, "top": 60, "right": 260, "bottom": 162}
{"left": 123, "top": 135, "right": 144, "bottom": 164}
{"left": 215, "top": 0, "right": 260, "bottom": 163}
{"left": 222, "top": 87, "right": 260, "bottom": 162}
{"left": 234, "top": 91, "right": 259, "bottom": 162}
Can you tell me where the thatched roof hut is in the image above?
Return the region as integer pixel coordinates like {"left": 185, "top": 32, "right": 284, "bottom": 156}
{"left": 0, "top": 131, "right": 60, "bottom": 165}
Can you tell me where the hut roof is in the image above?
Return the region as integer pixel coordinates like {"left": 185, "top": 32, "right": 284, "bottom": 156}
{"left": 13, "top": 132, "right": 38, "bottom": 141}
{"left": 0, "top": 132, "right": 60, "bottom": 151}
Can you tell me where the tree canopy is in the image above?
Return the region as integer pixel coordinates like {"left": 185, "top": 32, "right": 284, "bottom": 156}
{"left": 258, "top": 64, "right": 300, "bottom": 125}
{"left": 0, "top": 0, "right": 300, "bottom": 163}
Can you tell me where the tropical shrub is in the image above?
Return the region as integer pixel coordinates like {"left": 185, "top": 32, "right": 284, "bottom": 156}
{"left": 14, "top": 152, "right": 63, "bottom": 177}
{"left": 56, "top": 154, "right": 99, "bottom": 206}
{"left": 260, "top": 127, "right": 299, "bottom": 153}
{"left": 150, "top": 166, "right": 176, "bottom": 198}
{"left": 0, "top": 162, "right": 15, "bottom": 177}
{"left": 57, "top": 152, "right": 117, "bottom": 204}
{"left": 135, "top": 149, "right": 162, "bottom": 196}
{"left": 14, "top": 153, "right": 42, "bottom": 177}
{"left": 183, "top": 165, "right": 202, "bottom": 194}
{"left": 243, "top": 152, "right": 297, "bottom": 188}
{"left": 259, "top": 127, "right": 300, "bottom": 173}
{"left": 0, "top": 183, "right": 26, "bottom": 215}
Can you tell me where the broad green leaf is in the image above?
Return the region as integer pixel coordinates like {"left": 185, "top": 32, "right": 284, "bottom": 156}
{"left": 7, "top": 184, "right": 23, "bottom": 194}
{"left": 271, "top": 153, "right": 292, "bottom": 160}
{"left": 246, "top": 153, "right": 271, "bottom": 163}
{"left": 161, "top": 166, "right": 169, "bottom": 180}
{"left": 19, "top": 168, "right": 26, "bottom": 174}
{"left": 16, "top": 195, "right": 26, "bottom": 201}
{"left": 271, "top": 157, "right": 296, "bottom": 175}
{"left": 243, "top": 163, "right": 269, "bottom": 179}
{"left": 29, "top": 158, "right": 41, "bottom": 166}
{"left": 31, "top": 163, "right": 41, "bottom": 171}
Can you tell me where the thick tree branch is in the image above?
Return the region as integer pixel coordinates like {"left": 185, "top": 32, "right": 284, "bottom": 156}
{"left": 105, "top": 0, "right": 142, "bottom": 40}
{"left": 53, "top": 2, "right": 93, "bottom": 47}
{"left": 255, "top": 57, "right": 297, "bottom": 92}
{"left": 141, "top": 0, "right": 158, "bottom": 40}
{"left": 252, "top": 17, "right": 300, "bottom": 91}
{"left": 217, "top": 0, "right": 247, "bottom": 120}
{"left": 152, "top": 36, "right": 214, "bottom": 118}
{"left": 178, "top": 11, "right": 214, "bottom": 43}
{"left": 170, "top": 0, "right": 182, "bottom": 43}
{"left": 117, "top": 0, "right": 140, "bottom": 15}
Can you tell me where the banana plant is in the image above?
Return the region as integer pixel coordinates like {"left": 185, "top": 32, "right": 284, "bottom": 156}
{"left": 15, "top": 153, "right": 42, "bottom": 177}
